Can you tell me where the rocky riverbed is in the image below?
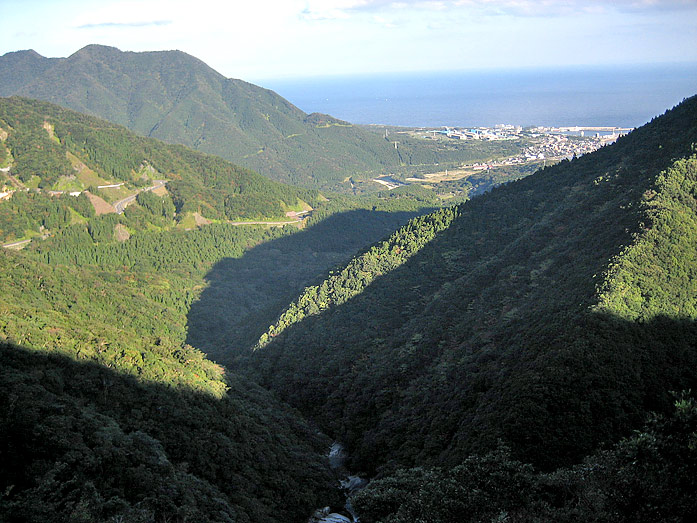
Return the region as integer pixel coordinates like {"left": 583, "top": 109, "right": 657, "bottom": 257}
{"left": 309, "top": 443, "right": 368, "bottom": 523}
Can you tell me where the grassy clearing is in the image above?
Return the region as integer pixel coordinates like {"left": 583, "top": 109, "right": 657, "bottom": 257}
{"left": 53, "top": 176, "right": 84, "bottom": 192}
{"left": 0, "top": 143, "right": 10, "bottom": 169}
{"left": 67, "top": 152, "right": 112, "bottom": 187}
{"left": 281, "top": 198, "right": 313, "bottom": 213}
{"left": 68, "top": 207, "right": 89, "bottom": 225}
{"left": 43, "top": 122, "right": 61, "bottom": 144}
{"left": 96, "top": 185, "right": 132, "bottom": 203}
{"left": 176, "top": 212, "right": 198, "bottom": 229}
{"left": 24, "top": 175, "right": 41, "bottom": 189}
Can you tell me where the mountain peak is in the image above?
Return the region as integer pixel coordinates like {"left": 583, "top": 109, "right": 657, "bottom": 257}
{"left": 70, "top": 44, "right": 123, "bottom": 59}
{"left": 0, "top": 49, "right": 45, "bottom": 60}
{"left": 0, "top": 49, "right": 55, "bottom": 96}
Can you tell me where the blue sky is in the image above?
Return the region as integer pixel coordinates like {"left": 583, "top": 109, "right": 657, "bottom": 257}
{"left": 2, "top": 0, "right": 696, "bottom": 81}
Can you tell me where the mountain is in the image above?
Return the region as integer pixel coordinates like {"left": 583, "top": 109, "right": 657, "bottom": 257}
{"left": 0, "top": 49, "right": 55, "bottom": 94}
{"left": 0, "top": 45, "right": 407, "bottom": 188}
{"left": 241, "top": 94, "right": 697, "bottom": 483}
{"left": 0, "top": 96, "right": 321, "bottom": 243}
{"left": 0, "top": 45, "right": 523, "bottom": 189}
{"left": 0, "top": 95, "right": 342, "bottom": 518}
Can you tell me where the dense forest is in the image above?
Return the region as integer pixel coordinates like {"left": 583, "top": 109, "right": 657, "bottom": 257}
{"left": 0, "top": 45, "right": 520, "bottom": 189}
{"left": 0, "top": 229, "right": 344, "bottom": 522}
{"left": 1, "top": 56, "right": 696, "bottom": 521}
{"left": 1, "top": 192, "right": 440, "bottom": 521}
{"left": 352, "top": 392, "right": 697, "bottom": 522}
{"left": 232, "top": 96, "right": 697, "bottom": 519}
{"left": 0, "top": 95, "right": 452, "bottom": 522}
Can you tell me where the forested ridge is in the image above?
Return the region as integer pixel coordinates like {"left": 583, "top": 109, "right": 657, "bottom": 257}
{"left": 0, "top": 92, "right": 459, "bottom": 521}
{"left": 0, "top": 95, "right": 450, "bottom": 521}
{"left": 0, "top": 96, "right": 319, "bottom": 243}
{"left": 0, "top": 231, "right": 347, "bottom": 522}
{"left": 237, "top": 95, "right": 697, "bottom": 519}
{"left": 0, "top": 45, "right": 519, "bottom": 189}
{"left": 1, "top": 207, "right": 445, "bottom": 521}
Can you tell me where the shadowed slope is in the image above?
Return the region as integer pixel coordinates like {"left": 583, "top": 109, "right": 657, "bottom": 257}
{"left": 243, "top": 95, "right": 697, "bottom": 473}
{"left": 0, "top": 342, "right": 340, "bottom": 523}
{"left": 186, "top": 209, "right": 427, "bottom": 363}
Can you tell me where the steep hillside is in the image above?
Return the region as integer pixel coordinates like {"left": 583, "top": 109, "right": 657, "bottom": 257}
{"left": 0, "top": 96, "right": 319, "bottom": 243}
{"left": 0, "top": 96, "right": 453, "bottom": 521}
{"left": 245, "top": 95, "right": 697, "bottom": 477}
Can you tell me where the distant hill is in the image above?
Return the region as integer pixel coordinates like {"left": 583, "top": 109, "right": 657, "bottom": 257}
{"left": 0, "top": 96, "right": 319, "bottom": 243}
{"left": 0, "top": 45, "right": 523, "bottom": 189}
{"left": 243, "top": 95, "right": 697, "bottom": 479}
{"left": 0, "top": 45, "right": 408, "bottom": 188}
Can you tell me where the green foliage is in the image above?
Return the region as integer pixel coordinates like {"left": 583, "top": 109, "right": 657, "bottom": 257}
{"left": 0, "top": 191, "right": 93, "bottom": 242}
{"left": 186, "top": 207, "right": 429, "bottom": 363}
{"left": 352, "top": 446, "right": 539, "bottom": 523}
{"left": 1, "top": 46, "right": 522, "bottom": 190}
{"left": 245, "top": 95, "right": 697, "bottom": 476}
{"left": 0, "top": 189, "right": 438, "bottom": 522}
{"left": 2, "top": 48, "right": 696, "bottom": 523}
{"left": 0, "top": 96, "right": 320, "bottom": 240}
{"left": 2, "top": 111, "right": 71, "bottom": 187}
{"left": 131, "top": 190, "right": 176, "bottom": 226}
{"left": 352, "top": 394, "right": 697, "bottom": 522}
{"left": 256, "top": 205, "right": 458, "bottom": 349}
{"left": 31, "top": 221, "right": 286, "bottom": 274}
{"left": 594, "top": 391, "right": 697, "bottom": 521}
{"left": 595, "top": 156, "right": 697, "bottom": 321}
{"left": 0, "top": 225, "right": 340, "bottom": 522}
{"left": 0, "top": 341, "right": 338, "bottom": 523}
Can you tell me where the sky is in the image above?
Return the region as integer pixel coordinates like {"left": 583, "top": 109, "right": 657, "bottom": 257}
{"left": 1, "top": 0, "right": 696, "bottom": 81}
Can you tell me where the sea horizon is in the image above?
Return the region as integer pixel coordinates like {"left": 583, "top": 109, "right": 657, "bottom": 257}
{"left": 259, "top": 62, "right": 697, "bottom": 129}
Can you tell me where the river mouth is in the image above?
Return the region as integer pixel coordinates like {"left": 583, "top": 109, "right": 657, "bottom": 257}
{"left": 309, "top": 442, "right": 368, "bottom": 523}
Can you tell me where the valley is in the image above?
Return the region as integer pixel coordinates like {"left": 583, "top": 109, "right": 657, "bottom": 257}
{"left": 0, "top": 41, "right": 696, "bottom": 523}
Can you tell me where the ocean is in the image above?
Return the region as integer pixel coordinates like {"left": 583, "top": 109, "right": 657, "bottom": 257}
{"left": 260, "top": 63, "right": 697, "bottom": 129}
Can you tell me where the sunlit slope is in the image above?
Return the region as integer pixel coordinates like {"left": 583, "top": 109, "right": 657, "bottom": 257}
{"left": 247, "top": 95, "right": 697, "bottom": 473}
{"left": 0, "top": 96, "right": 318, "bottom": 243}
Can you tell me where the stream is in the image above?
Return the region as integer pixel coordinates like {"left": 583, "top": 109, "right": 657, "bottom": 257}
{"left": 309, "top": 442, "right": 368, "bottom": 523}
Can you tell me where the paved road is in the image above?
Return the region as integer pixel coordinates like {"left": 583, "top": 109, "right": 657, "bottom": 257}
{"left": 2, "top": 238, "right": 31, "bottom": 249}
{"left": 228, "top": 220, "right": 300, "bottom": 226}
{"left": 113, "top": 180, "right": 167, "bottom": 214}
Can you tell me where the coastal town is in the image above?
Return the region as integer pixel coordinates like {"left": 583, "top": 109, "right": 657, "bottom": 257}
{"left": 373, "top": 123, "right": 634, "bottom": 189}
{"left": 426, "top": 123, "right": 633, "bottom": 164}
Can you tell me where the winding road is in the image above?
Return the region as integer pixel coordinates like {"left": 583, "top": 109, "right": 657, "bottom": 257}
{"left": 113, "top": 179, "right": 167, "bottom": 213}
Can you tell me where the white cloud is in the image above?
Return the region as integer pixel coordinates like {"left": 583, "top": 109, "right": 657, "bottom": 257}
{"left": 2, "top": 0, "right": 695, "bottom": 80}
{"left": 373, "top": 15, "right": 397, "bottom": 27}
